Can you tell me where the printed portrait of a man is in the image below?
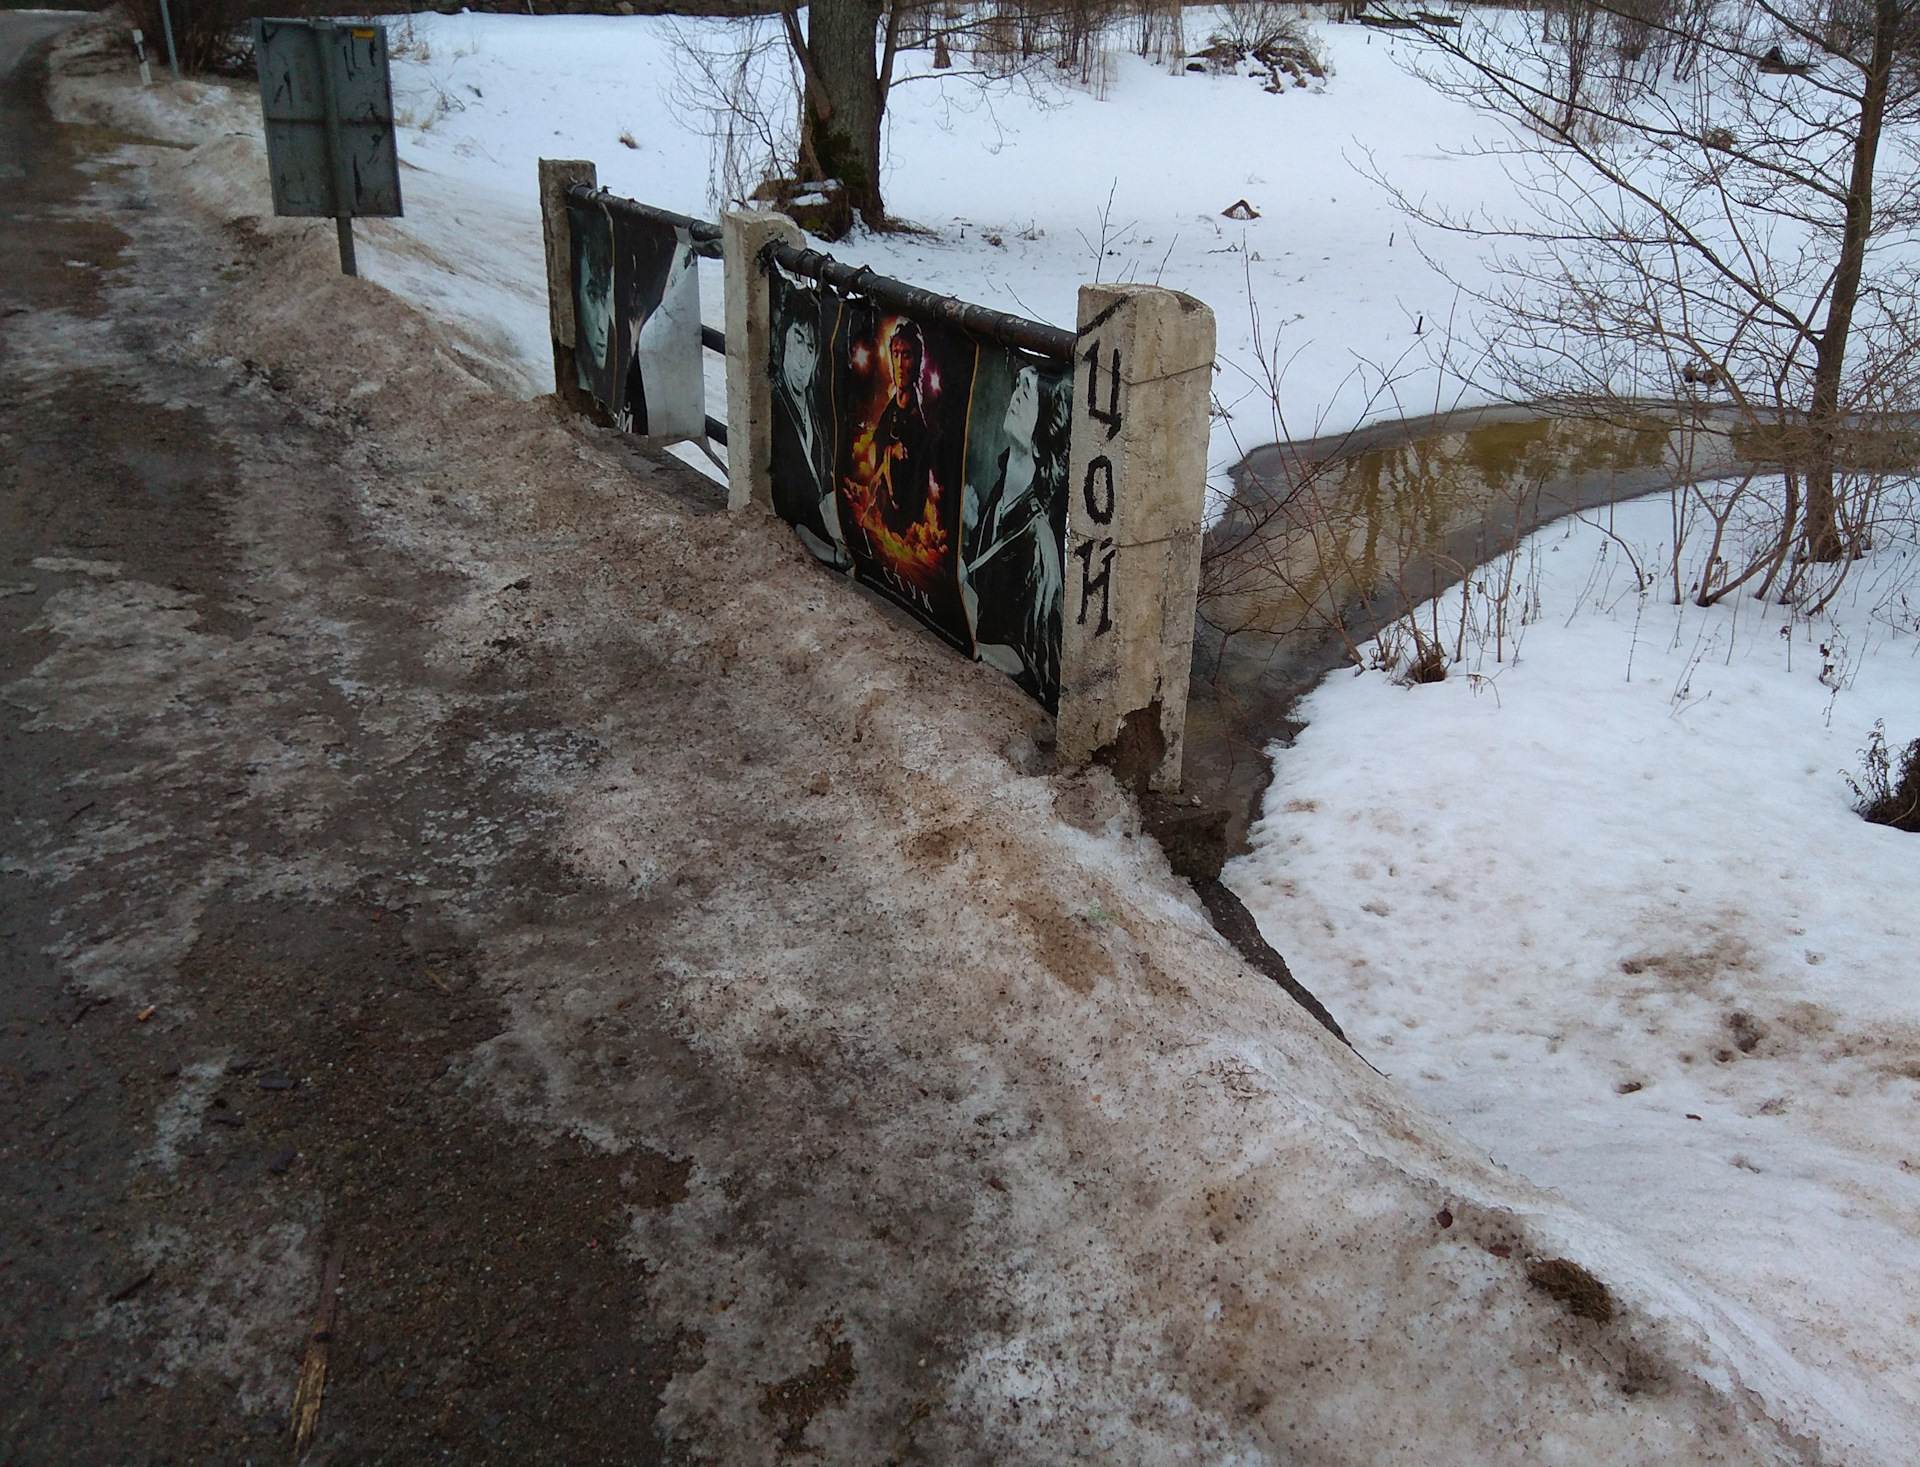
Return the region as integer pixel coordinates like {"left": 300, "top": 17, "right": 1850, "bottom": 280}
{"left": 865, "top": 320, "right": 933, "bottom": 537}
{"left": 568, "top": 198, "right": 615, "bottom": 410}
{"left": 768, "top": 275, "right": 847, "bottom": 569}
{"left": 835, "top": 305, "right": 976, "bottom": 654}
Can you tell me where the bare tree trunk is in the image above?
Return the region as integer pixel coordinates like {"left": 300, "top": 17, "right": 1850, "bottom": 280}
{"left": 1805, "top": 0, "right": 1900, "bottom": 561}
{"left": 1756, "top": 468, "right": 1800, "bottom": 601}
{"left": 1549, "top": 0, "right": 1596, "bottom": 138}
{"left": 787, "top": 0, "right": 892, "bottom": 231}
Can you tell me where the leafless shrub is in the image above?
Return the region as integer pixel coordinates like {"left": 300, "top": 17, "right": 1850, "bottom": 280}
{"left": 959, "top": 0, "right": 1133, "bottom": 84}
{"left": 1213, "top": 1, "right": 1313, "bottom": 54}
{"left": 1130, "top": 0, "right": 1185, "bottom": 68}
{"left": 666, "top": 15, "right": 799, "bottom": 212}
{"left": 1194, "top": 2, "right": 1326, "bottom": 87}
{"left": 1374, "top": 622, "right": 1451, "bottom": 682}
{"left": 1367, "top": 0, "right": 1920, "bottom": 618}
{"left": 125, "top": 0, "right": 270, "bottom": 75}
{"left": 1845, "top": 720, "right": 1920, "bottom": 831}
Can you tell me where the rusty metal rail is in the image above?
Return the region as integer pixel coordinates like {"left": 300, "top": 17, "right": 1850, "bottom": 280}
{"left": 763, "top": 241, "right": 1074, "bottom": 361}
{"left": 564, "top": 182, "right": 1075, "bottom": 440}
{"left": 565, "top": 183, "right": 723, "bottom": 257}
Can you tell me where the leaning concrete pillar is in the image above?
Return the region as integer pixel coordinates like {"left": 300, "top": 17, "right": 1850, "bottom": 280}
{"left": 537, "top": 157, "right": 596, "bottom": 415}
{"left": 1057, "top": 284, "right": 1215, "bottom": 793}
{"left": 722, "top": 208, "right": 806, "bottom": 514}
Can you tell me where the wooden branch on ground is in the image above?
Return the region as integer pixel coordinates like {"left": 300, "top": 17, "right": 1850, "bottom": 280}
{"left": 290, "top": 1239, "right": 347, "bottom": 1456}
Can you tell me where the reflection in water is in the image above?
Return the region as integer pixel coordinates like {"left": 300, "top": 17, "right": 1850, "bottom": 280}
{"left": 1188, "top": 407, "right": 1740, "bottom": 855}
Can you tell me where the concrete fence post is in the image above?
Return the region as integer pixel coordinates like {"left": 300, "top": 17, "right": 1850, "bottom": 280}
{"left": 537, "top": 157, "right": 597, "bottom": 415}
{"left": 1057, "top": 284, "right": 1215, "bottom": 793}
{"left": 722, "top": 208, "right": 805, "bottom": 514}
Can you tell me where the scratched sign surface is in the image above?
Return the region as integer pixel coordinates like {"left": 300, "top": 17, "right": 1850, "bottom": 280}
{"left": 253, "top": 19, "right": 402, "bottom": 219}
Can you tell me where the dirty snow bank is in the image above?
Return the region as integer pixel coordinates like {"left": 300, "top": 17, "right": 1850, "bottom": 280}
{"left": 47, "top": 29, "right": 553, "bottom": 400}
{"left": 1232, "top": 492, "right": 1920, "bottom": 1464}
{"left": 41, "top": 23, "right": 1841, "bottom": 1463}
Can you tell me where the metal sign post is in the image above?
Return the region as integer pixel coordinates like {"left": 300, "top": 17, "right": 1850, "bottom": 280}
{"left": 314, "top": 28, "right": 358, "bottom": 276}
{"left": 252, "top": 18, "right": 402, "bottom": 277}
{"left": 155, "top": 0, "right": 180, "bottom": 81}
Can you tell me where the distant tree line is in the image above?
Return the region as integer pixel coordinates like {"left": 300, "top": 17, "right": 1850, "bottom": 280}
{"left": 117, "top": 0, "right": 787, "bottom": 76}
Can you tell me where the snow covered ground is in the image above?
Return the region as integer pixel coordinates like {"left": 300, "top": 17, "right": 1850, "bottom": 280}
{"left": 360, "top": 9, "right": 1508, "bottom": 482}
{"left": 55, "top": 10, "right": 1515, "bottom": 477}
{"left": 1229, "top": 491, "right": 1920, "bottom": 1456}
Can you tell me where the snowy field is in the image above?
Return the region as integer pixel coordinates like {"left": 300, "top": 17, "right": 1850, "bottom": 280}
{"left": 353, "top": 9, "right": 1510, "bottom": 479}
{"left": 1229, "top": 493, "right": 1920, "bottom": 1455}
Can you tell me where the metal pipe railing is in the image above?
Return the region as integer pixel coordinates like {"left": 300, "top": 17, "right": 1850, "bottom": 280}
{"left": 762, "top": 241, "right": 1074, "bottom": 361}
{"left": 565, "top": 182, "right": 1071, "bottom": 358}
{"left": 563, "top": 183, "right": 1073, "bottom": 442}
{"left": 564, "top": 183, "right": 723, "bottom": 258}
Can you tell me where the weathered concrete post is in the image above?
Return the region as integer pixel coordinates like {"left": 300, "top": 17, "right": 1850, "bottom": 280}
{"left": 537, "top": 158, "right": 597, "bottom": 416}
{"left": 722, "top": 208, "right": 805, "bottom": 514}
{"left": 1057, "top": 284, "right": 1215, "bottom": 793}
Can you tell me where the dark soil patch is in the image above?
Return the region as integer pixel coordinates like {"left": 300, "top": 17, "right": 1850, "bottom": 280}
{"left": 760, "top": 1318, "right": 857, "bottom": 1454}
{"left": 1527, "top": 1257, "right": 1614, "bottom": 1324}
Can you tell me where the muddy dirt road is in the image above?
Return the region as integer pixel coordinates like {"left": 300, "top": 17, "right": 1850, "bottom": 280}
{"left": 1, "top": 16, "right": 685, "bottom": 1462}
{"left": 0, "top": 17, "right": 1841, "bottom": 1465}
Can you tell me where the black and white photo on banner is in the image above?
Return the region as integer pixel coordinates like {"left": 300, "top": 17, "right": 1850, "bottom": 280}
{"left": 567, "top": 196, "right": 704, "bottom": 439}
{"left": 960, "top": 347, "right": 1071, "bottom": 710}
{"left": 768, "top": 271, "right": 848, "bottom": 570}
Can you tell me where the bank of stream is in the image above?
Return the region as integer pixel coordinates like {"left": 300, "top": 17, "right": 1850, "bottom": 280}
{"left": 1172, "top": 403, "right": 1752, "bottom": 868}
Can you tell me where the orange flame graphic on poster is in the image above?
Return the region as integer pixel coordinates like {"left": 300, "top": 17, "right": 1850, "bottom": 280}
{"left": 841, "top": 462, "right": 949, "bottom": 575}
{"left": 839, "top": 313, "right": 959, "bottom": 587}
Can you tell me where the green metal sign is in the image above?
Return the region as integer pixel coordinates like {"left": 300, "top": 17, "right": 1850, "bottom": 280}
{"left": 252, "top": 18, "right": 401, "bottom": 274}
